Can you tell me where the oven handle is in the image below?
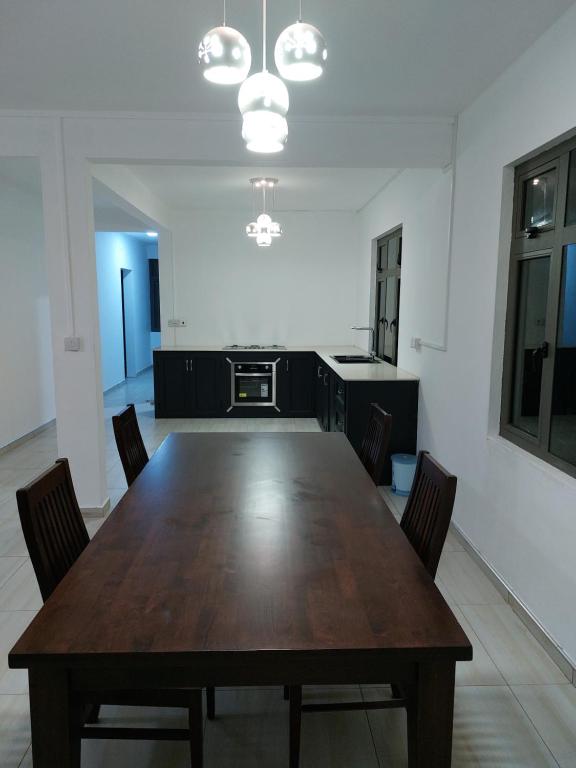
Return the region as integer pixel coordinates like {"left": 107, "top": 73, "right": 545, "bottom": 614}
{"left": 233, "top": 372, "right": 272, "bottom": 378}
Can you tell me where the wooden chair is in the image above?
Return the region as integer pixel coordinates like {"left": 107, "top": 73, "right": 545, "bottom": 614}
{"left": 16, "top": 459, "right": 212, "bottom": 766}
{"left": 286, "top": 450, "right": 457, "bottom": 768}
{"left": 358, "top": 403, "right": 392, "bottom": 484}
{"left": 112, "top": 404, "right": 149, "bottom": 486}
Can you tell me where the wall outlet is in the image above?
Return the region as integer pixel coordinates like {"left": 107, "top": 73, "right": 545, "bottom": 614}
{"left": 64, "top": 336, "right": 82, "bottom": 352}
{"left": 167, "top": 319, "right": 186, "bottom": 327}
{"left": 410, "top": 336, "right": 422, "bottom": 350}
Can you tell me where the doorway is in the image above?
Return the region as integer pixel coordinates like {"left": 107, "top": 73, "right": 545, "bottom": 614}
{"left": 374, "top": 227, "right": 402, "bottom": 366}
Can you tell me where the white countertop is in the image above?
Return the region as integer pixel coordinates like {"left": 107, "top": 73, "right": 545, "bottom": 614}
{"left": 155, "top": 345, "right": 418, "bottom": 383}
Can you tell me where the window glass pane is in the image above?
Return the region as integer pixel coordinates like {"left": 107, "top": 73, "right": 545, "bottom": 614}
{"left": 523, "top": 170, "right": 556, "bottom": 231}
{"left": 510, "top": 256, "right": 550, "bottom": 436}
{"left": 549, "top": 245, "right": 576, "bottom": 465}
{"left": 565, "top": 152, "right": 576, "bottom": 226}
{"left": 387, "top": 236, "right": 401, "bottom": 268}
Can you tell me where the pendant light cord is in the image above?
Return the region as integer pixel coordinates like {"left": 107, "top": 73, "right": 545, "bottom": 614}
{"left": 262, "top": 0, "right": 267, "bottom": 70}
{"left": 223, "top": 0, "right": 226, "bottom": 26}
{"left": 298, "top": 0, "right": 302, "bottom": 22}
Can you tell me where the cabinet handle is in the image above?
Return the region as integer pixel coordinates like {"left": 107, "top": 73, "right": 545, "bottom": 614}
{"left": 185, "top": 359, "right": 189, "bottom": 372}
{"left": 189, "top": 359, "right": 193, "bottom": 372}
{"left": 286, "top": 359, "right": 289, "bottom": 372}
{"left": 317, "top": 365, "right": 322, "bottom": 378}
{"left": 323, "top": 373, "right": 328, "bottom": 386}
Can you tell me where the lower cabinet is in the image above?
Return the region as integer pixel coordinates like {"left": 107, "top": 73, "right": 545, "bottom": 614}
{"left": 277, "top": 354, "right": 315, "bottom": 416}
{"left": 154, "top": 353, "right": 224, "bottom": 417}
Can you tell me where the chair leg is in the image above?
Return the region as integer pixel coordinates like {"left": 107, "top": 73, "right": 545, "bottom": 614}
{"left": 283, "top": 685, "right": 290, "bottom": 701}
{"left": 206, "top": 686, "right": 216, "bottom": 720}
{"left": 85, "top": 704, "right": 100, "bottom": 724}
{"left": 188, "top": 690, "right": 203, "bottom": 768}
{"left": 289, "top": 685, "right": 302, "bottom": 768}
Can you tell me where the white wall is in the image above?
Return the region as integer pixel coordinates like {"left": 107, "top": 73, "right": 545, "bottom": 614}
{"left": 358, "top": 3, "right": 576, "bottom": 664}
{"left": 95, "top": 232, "right": 153, "bottom": 391}
{"left": 0, "top": 164, "right": 55, "bottom": 449}
{"left": 169, "top": 210, "right": 359, "bottom": 347}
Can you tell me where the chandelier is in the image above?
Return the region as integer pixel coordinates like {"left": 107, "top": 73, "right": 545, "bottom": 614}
{"left": 246, "top": 178, "right": 282, "bottom": 247}
{"left": 199, "top": 0, "right": 326, "bottom": 153}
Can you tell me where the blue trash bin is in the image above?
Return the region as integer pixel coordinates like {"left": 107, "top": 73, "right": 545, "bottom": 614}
{"left": 391, "top": 453, "right": 417, "bottom": 496}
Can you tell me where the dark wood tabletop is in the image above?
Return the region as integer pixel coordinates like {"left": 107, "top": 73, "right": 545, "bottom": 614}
{"left": 10, "top": 432, "right": 471, "bottom": 768}
{"left": 10, "top": 432, "right": 470, "bottom": 668}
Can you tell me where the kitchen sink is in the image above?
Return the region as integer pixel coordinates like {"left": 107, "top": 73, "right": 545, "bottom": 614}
{"left": 331, "top": 355, "right": 381, "bottom": 364}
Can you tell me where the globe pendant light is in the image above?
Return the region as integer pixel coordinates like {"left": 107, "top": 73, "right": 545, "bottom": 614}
{"left": 198, "top": 0, "right": 251, "bottom": 85}
{"left": 275, "top": 0, "right": 327, "bottom": 82}
{"left": 238, "top": 0, "right": 289, "bottom": 153}
{"left": 246, "top": 178, "right": 283, "bottom": 247}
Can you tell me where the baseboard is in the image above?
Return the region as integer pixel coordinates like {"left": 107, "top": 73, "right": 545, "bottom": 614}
{"left": 450, "top": 521, "right": 576, "bottom": 684}
{"left": 0, "top": 419, "right": 56, "bottom": 456}
{"left": 81, "top": 497, "right": 110, "bottom": 519}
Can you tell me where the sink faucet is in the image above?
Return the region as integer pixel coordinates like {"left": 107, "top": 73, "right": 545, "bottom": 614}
{"left": 351, "top": 326, "right": 376, "bottom": 359}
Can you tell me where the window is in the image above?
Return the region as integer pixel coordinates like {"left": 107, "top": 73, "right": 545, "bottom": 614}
{"left": 374, "top": 228, "right": 402, "bottom": 365}
{"left": 501, "top": 135, "right": 576, "bottom": 476}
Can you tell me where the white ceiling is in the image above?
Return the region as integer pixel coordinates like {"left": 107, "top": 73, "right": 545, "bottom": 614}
{"left": 125, "top": 165, "right": 400, "bottom": 211}
{"left": 0, "top": 0, "right": 572, "bottom": 117}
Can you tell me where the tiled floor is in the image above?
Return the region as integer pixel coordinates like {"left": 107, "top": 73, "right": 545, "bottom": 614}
{"left": 1, "top": 407, "right": 575, "bottom": 767}
{"left": 103, "top": 367, "right": 154, "bottom": 408}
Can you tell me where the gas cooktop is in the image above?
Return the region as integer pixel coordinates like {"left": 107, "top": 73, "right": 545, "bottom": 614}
{"left": 223, "top": 344, "right": 287, "bottom": 350}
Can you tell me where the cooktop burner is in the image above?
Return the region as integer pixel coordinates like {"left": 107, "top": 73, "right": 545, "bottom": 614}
{"left": 223, "top": 344, "right": 287, "bottom": 350}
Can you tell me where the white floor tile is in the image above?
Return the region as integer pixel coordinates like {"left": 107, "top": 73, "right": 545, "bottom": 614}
{"left": 437, "top": 551, "right": 507, "bottom": 606}
{"left": 512, "top": 684, "right": 576, "bottom": 767}
{"left": 461, "top": 604, "right": 567, "bottom": 685}
{"left": 0, "top": 562, "right": 42, "bottom": 611}
{"left": 0, "top": 695, "right": 31, "bottom": 768}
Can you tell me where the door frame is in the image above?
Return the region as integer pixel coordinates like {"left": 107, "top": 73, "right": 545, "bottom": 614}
{"left": 372, "top": 226, "right": 402, "bottom": 366}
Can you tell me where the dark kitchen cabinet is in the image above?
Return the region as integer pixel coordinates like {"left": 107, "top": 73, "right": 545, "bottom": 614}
{"left": 315, "top": 357, "right": 329, "bottom": 431}
{"left": 277, "top": 354, "right": 315, "bottom": 417}
{"left": 154, "top": 353, "right": 191, "bottom": 417}
{"left": 154, "top": 352, "right": 224, "bottom": 417}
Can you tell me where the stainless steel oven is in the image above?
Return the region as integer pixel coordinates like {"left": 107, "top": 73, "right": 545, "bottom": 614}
{"left": 227, "top": 358, "right": 280, "bottom": 410}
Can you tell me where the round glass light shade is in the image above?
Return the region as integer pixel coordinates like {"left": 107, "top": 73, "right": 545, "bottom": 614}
{"left": 238, "top": 71, "right": 289, "bottom": 116}
{"left": 257, "top": 232, "right": 272, "bottom": 247}
{"left": 274, "top": 21, "right": 327, "bottom": 82}
{"left": 241, "top": 111, "right": 288, "bottom": 153}
{"left": 198, "top": 26, "right": 251, "bottom": 85}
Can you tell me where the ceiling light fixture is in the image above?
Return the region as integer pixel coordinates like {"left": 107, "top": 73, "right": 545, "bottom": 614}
{"left": 199, "top": 0, "right": 326, "bottom": 152}
{"left": 198, "top": 0, "right": 251, "bottom": 85}
{"left": 238, "top": 0, "right": 289, "bottom": 153}
{"left": 246, "top": 178, "right": 282, "bottom": 247}
{"left": 274, "top": 0, "right": 327, "bottom": 82}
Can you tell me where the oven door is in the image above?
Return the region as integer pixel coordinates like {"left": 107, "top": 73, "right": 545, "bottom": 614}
{"left": 229, "top": 361, "right": 278, "bottom": 407}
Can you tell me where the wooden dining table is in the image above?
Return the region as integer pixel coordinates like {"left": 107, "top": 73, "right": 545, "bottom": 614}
{"left": 9, "top": 432, "right": 472, "bottom": 767}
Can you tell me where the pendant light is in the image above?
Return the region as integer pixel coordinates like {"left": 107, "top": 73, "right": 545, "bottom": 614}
{"left": 246, "top": 178, "right": 283, "bottom": 247}
{"left": 274, "top": 0, "right": 327, "bottom": 82}
{"left": 198, "top": 0, "right": 251, "bottom": 85}
{"left": 238, "top": 0, "right": 289, "bottom": 153}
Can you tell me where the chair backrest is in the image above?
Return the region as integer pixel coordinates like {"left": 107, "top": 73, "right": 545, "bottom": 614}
{"left": 16, "top": 458, "right": 90, "bottom": 602}
{"left": 400, "top": 451, "right": 457, "bottom": 578}
{"left": 359, "top": 403, "right": 393, "bottom": 484}
{"left": 112, "top": 404, "right": 149, "bottom": 487}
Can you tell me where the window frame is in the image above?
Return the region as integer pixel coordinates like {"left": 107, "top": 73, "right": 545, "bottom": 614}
{"left": 374, "top": 227, "right": 402, "bottom": 366}
{"left": 501, "top": 133, "right": 576, "bottom": 479}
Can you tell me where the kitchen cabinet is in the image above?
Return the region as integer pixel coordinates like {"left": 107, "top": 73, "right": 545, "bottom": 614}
{"left": 315, "top": 356, "right": 331, "bottom": 431}
{"left": 154, "top": 352, "right": 224, "bottom": 417}
{"left": 277, "top": 354, "right": 315, "bottom": 417}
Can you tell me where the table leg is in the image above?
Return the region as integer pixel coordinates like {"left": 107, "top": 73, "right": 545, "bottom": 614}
{"left": 29, "top": 667, "right": 80, "bottom": 768}
{"left": 407, "top": 661, "right": 455, "bottom": 768}
{"left": 288, "top": 685, "right": 302, "bottom": 768}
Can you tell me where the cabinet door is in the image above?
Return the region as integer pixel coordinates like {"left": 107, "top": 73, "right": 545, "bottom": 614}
{"left": 154, "top": 354, "right": 193, "bottom": 417}
{"left": 315, "top": 358, "right": 325, "bottom": 425}
{"left": 286, "top": 355, "right": 315, "bottom": 416}
{"left": 192, "top": 356, "right": 224, "bottom": 416}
